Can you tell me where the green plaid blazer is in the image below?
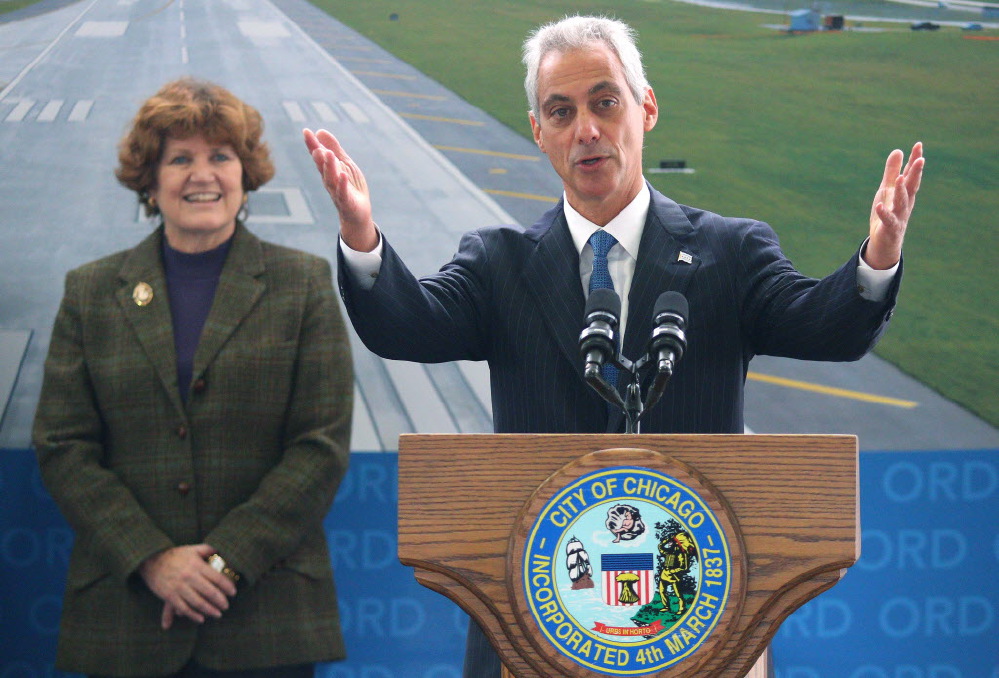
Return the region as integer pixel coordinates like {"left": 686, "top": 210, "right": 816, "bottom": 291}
{"left": 33, "top": 225, "right": 352, "bottom": 675}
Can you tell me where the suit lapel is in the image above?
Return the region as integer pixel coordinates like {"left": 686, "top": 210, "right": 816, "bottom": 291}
{"left": 623, "top": 191, "right": 701, "bottom": 360}
{"left": 522, "top": 204, "right": 588, "bottom": 376}
{"left": 611, "top": 187, "right": 703, "bottom": 432}
{"left": 192, "top": 225, "right": 265, "bottom": 380}
{"left": 116, "top": 228, "right": 185, "bottom": 416}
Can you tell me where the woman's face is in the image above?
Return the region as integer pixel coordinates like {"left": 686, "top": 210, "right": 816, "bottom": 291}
{"left": 149, "top": 134, "right": 244, "bottom": 252}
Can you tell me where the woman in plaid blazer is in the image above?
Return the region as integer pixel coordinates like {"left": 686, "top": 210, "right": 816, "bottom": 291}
{"left": 33, "top": 79, "right": 352, "bottom": 678}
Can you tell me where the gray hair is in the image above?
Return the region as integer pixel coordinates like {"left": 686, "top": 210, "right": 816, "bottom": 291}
{"left": 523, "top": 15, "right": 650, "bottom": 116}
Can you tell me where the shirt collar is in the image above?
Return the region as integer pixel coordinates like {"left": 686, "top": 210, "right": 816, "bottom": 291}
{"left": 564, "top": 182, "right": 650, "bottom": 260}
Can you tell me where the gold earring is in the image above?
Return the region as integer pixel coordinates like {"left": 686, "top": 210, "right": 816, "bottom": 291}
{"left": 148, "top": 196, "right": 157, "bottom": 208}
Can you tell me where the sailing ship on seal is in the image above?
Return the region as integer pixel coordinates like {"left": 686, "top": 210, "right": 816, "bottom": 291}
{"left": 565, "top": 537, "right": 594, "bottom": 589}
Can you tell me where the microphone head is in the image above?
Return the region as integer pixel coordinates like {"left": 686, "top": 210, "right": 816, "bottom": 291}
{"left": 585, "top": 288, "right": 621, "bottom": 319}
{"left": 580, "top": 288, "right": 620, "bottom": 360}
{"left": 653, "top": 291, "right": 688, "bottom": 327}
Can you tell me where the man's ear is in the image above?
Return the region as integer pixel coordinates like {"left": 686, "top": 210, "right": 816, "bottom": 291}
{"left": 530, "top": 112, "right": 545, "bottom": 152}
{"left": 643, "top": 88, "right": 659, "bottom": 133}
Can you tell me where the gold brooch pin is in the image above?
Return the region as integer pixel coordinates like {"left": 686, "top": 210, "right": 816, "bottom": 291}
{"left": 133, "top": 282, "right": 154, "bottom": 306}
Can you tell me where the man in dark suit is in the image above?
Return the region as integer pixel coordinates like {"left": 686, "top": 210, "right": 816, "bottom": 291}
{"left": 304, "top": 15, "right": 923, "bottom": 677}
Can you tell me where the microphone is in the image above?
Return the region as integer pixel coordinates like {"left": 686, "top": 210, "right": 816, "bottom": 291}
{"left": 578, "top": 288, "right": 620, "bottom": 377}
{"left": 641, "top": 292, "right": 688, "bottom": 415}
{"left": 649, "top": 291, "right": 688, "bottom": 376}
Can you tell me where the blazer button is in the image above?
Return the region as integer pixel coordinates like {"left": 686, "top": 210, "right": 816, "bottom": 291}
{"left": 176, "top": 482, "right": 191, "bottom": 496}
{"left": 176, "top": 425, "right": 188, "bottom": 439}
{"left": 192, "top": 378, "right": 206, "bottom": 394}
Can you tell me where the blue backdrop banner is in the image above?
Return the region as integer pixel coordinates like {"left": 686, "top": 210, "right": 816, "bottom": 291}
{"left": 772, "top": 449, "right": 997, "bottom": 678}
{"left": 1, "top": 449, "right": 995, "bottom": 677}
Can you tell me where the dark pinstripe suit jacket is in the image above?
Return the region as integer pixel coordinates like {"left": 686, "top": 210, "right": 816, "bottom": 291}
{"left": 34, "top": 225, "right": 352, "bottom": 675}
{"left": 338, "top": 186, "right": 900, "bottom": 436}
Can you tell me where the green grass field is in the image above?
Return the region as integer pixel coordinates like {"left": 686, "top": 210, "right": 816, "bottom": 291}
{"left": 0, "top": 0, "right": 46, "bottom": 16}
{"left": 311, "top": 0, "right": 999, "bottom": 429}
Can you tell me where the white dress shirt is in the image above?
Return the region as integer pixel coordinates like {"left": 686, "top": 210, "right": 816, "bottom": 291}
{"left": 564, "top": 183, "right": 649, "bottom": 341}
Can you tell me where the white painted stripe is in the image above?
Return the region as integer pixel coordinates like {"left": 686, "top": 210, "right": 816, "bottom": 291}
{"left": 75, "top": 21, "right": 128, "bottom": 37}
{"left": 0, "top": 0, "right": 99, "bottom": 104}
{"left": 245, "top": 187, "right": 314, "bottom": 225}
{"left": 37, "top": 100, "right": 63, "bottom": 122}
{"left": 351, "top": 385, "right": 383, "bottom": 452}
{"left": 5, "top": 100, "right": 34, "bottom": 122}
{"left": 180, "top": 24, "right": 186, "bottom": 40}
{"left": 340, "top": 102, "right": 369, "bottom": 124}
{"left": 311, "top": 101, "right": 339, "bottom": 122}
{"left": 383, "top": 360, "right": 457, "bottom": 434}
{"left": 275, "top": 188, "right": 313, "bottom": 224}
{"left": 68, "top": 100, "right": 93, "bottom": 122}
{"left": 238, "top": 21, "right": 290, "bottom": 38}
{"left": 181, "top": 46, "right": 189, "bottom": 64}
{"left": 270, "top": 0, "right": 517, "bottom": 228}
{"left": 282, "top": 101, "right": 306, "bottom": 123}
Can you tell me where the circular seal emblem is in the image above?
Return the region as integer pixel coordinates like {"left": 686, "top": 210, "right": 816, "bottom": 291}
{"left": 521, "top": 465, "right": 733, "bottom": 675}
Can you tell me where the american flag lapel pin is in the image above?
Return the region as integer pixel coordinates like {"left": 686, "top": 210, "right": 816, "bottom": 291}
{"left": 678, "top": 251, "right": 693, "bottom": 264}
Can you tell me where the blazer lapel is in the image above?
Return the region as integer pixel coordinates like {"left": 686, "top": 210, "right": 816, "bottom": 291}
{"left": 116, "top": 228, "right": 185, "bottom": 416}
{"left": 522, "top": 204, "right": 588, "bottom": 376}
{"left": 192, "top": 225, "right": 266, "bottom": 380}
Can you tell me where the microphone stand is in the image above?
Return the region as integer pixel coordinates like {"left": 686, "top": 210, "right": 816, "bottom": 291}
{"left": 584, "top": 352, "right": 677, "bottom": 434}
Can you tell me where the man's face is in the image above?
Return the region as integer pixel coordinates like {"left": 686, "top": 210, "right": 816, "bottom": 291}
{"left": 529, "top": 43, "right": 658, "bottom": 225}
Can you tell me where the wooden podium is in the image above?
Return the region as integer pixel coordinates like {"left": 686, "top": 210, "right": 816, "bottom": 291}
{"left": 398, "top": 434, "right": 858, "bottom": 677}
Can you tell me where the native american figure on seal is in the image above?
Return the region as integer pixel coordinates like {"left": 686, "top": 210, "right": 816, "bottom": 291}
{"left": 658, "top": 530, "right": 697, "bottom": 613}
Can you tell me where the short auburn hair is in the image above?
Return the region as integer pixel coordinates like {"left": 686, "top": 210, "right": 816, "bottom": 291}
{"left": 116, "top": 78, "right": 275, "bottom": 216}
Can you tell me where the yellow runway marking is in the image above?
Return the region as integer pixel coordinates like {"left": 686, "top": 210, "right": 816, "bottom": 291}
{"left": 747, "top": 372, "right": 919, "bottom": 408}
{"left": 399, "top": 112, "right": 484, "bottom": 126}
{"left": 372, "top": 89, "right": 446, "bottom": 100}
{"left": 336, "top": 57, "right": 391, "bottom": 64}
{"left": 483, "top": 189, "right": 559, "bottom": 203}
{"left": 351, "top": 70, "right": 417, "bottom": 80}
{"left": 135, "top": 0, "right": 176, "bottom": 21}
{"left": 434, "top": 145, "right": 540, "bottom": 161}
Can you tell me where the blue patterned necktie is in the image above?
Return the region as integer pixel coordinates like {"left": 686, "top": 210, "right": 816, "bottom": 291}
{"left": 588, "top": 229, "right": 619, "bottom": 388}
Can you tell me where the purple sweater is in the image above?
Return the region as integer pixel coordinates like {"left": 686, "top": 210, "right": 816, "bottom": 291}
{"left": 162, "top": 237, "right": 232, "bottom": 402}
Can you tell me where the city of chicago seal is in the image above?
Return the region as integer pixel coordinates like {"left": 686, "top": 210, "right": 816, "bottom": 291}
{"left": 522, "top": 465, "right": 733, "bottom": 675}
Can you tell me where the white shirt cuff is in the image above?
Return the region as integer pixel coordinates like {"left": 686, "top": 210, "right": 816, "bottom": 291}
{"left": 339, "top": 231, "right": 383, "bottom": 291}
{"left": 857, "top": 241, "right": 899, "bottom": 302}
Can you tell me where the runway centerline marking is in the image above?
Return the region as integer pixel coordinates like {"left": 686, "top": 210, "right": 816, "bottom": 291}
{"left": 747, "top": 372, "right": 919, "bottom": 408}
